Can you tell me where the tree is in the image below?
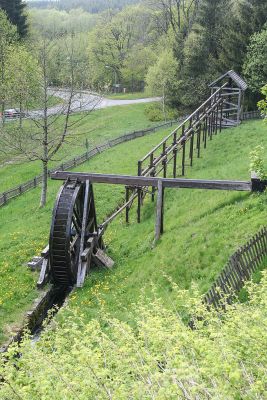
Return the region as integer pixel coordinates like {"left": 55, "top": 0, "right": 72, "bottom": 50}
{"left": 146, "top": 49, "right": 178, "bottom": 120}
{"left": 0, "top": 36, "right": 100, "bottom": 207}
{"left": 5, "top": 45, "right": 41, "bottom": 126}
{"left": 121, "top": 45, "right": 156, "bottom": 92}
{"left": 0, "top": 0, "right": 28, "bottom": 38}
{"left": 219, "top": 0, "right": 267, "bottom": 73}
{"left": 258, "top": 85, "right": 267, "bottom": 120}
{"left": 243, "top": 26, "right": 267, "bottom": 93}
{"left": 0, "top": 9, "right": 17, "bottom": 124}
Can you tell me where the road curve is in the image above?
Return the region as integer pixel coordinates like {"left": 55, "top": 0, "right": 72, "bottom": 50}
{"left": 28, "top": 89, "right": 160, "bottom": 119}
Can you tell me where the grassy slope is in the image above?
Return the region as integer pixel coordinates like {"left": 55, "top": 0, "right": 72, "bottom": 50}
{"left": 0, "top": 119, "right": 266, "bottom": 344}
{"left": 0, "top": 103, "right": 156, "bottom": 193}
{"left": 0, "top": 126, "right": 169, "bottom": 344}
{"left": 61, "top": 119, "right": 267, "bottom": 324}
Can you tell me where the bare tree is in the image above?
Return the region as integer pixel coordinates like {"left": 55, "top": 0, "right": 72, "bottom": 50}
{"left": 0, "top": 35, "right": 101, "bottom": 207}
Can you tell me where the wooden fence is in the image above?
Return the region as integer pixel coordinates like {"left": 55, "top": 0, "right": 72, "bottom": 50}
{"left": 0, "top": 118, "right": 182, "bottom": 208}
{"left": 242, "top": 110, "right": 261, "bottom": 120}
{"left": 205, "top": 227, "right": 267, "bottom": 308}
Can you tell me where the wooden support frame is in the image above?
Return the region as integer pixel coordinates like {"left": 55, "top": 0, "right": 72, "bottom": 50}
{"left": 155, "top": 180, "right": 164, "bottom": 243}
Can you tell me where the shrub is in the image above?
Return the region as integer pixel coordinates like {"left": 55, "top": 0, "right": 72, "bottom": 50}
{"left": 250, "top": 145, "right": 266, "bottom": 180}
{"left": 145, "top": 103, "right": 179, "bottom": 122}
{"left": 1, "top": 272, "right": 267, "bottom": 399}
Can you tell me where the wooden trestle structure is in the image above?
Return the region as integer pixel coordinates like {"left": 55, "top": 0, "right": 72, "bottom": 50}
{"left": 36, "top": 71, "right": 256, "bottom": 289}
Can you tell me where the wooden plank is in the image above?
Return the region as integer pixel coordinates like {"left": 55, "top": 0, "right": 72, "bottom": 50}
{"left": 93, "top": 249, "right": 114, "bottom": 269}
{"left": 51, "top": 172, "right": 252, "bottom": 192}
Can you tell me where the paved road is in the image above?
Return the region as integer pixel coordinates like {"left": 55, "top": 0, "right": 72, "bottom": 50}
{"left": 28, "top": 89, "right": 160, "bottom": 119}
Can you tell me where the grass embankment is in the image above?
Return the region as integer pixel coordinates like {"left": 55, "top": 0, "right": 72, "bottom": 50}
{"left": 0, "top": 103, "right": 156, "bottom": 193}
{"left": 0, "top": 119, "right": 266, "bottom": 345}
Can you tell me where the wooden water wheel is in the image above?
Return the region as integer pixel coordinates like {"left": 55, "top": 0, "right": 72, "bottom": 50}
{"left": 49, "top": 180, "right": 103, "bottom": 287}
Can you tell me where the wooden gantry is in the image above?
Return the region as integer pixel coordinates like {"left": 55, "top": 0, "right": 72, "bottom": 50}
{"left": 209, "top": 70, "right": 248, "bottom": 127}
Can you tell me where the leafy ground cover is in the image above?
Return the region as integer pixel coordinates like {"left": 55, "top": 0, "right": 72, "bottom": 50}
{"left": 1, "top": 273, "right": 267, "bottom": 399}
{"left": 0, "top": 119, "right": 266, "bottom": 347}
{"left": 0, "top": 102, "right": 157, "bottom": 192}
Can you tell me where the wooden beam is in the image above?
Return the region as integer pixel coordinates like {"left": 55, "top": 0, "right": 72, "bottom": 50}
{"left": 155, "top": 179, "right": 164, "bottom": 242}
{"left": 51, "top": 171, "right": 252, "bottom": 192}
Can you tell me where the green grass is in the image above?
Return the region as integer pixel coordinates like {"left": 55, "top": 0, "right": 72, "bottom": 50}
{"left": 106, "top": 92, "right": 152, "bottom": 100}
{"left": 0, "top": 126, "right": 169, "bottom": 344}
{"left": 0, "top": 103, "right": 157, "bottom": 193}
{"left": 0, "top": 119, "right": 266, "bottom": 345}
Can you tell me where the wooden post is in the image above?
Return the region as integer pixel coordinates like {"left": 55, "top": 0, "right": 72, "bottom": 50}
{"left": 173, "top": 149, "right": 178, "bottom": 178}
{"left": 190, "top": 132, "right": 194, "bottom": 167}
{"left": 215, "top": 106, "right": 218, "bottom": 135}
{"left": 126, "top": 187, "right": 130, "bottom": 223}
{"left": 197, "top": 125, "right": 201, "bottom": 158}
{"left": 182, "top": 139, "right": 186, "bottom": 176}
{"left": 220, "top": 100, "right": 223, "bottom": 132}
{"left": 204, "top": 117, "right": 207, "bottom": 149}
{"left": 209, "top": 113, "right": 213, "bottom": 140}
{"left": 150, "top": 153, "right": 155, "bottom": 202}
{"left": 162, "top": 142, "right": 167, "bottom": 178}
{"left": 173, "top": 131, "right": 177, "bottom": 178}
{"left": 155, "top": 179, "right": 164, "bottom": 242}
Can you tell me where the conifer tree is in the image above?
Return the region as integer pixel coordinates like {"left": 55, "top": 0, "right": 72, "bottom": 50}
{"left": 0, "top": 0, "right": 28, "bottom": 38}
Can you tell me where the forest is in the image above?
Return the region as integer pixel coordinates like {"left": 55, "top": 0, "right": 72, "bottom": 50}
{"left": 1, "top": 0, "right": 267, "bottom": 117}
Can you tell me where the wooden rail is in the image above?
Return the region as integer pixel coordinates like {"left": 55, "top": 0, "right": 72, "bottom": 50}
{"left": 134, "top": 85, "right": 227, "bottom": 223}
{"left": 205, "top": 227, "right": 267, "bottom": 308}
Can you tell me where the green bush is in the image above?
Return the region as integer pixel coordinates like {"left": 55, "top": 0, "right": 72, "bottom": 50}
{"left": 144, "top": 103, "right": 179, "bottom": 122}
{"left": 1, "top": 272, "right": 267, "bottom": 399}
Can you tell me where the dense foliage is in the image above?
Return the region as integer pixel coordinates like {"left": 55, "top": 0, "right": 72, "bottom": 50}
{"left": 28, "top": 0, "right": 140, "bottom": 13}
{"left": 23, "top": 0, "right": 267, "bottom": 112}
{"left": 0, "top": 0, "right": 28, "bottom": 37}
{"left": 1, "top": 272, "right": 267, "bottom": 398}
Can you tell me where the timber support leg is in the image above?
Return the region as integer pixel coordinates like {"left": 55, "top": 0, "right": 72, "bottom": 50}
{"left": 155, "top": 179, "right": 164, "bottom": 243}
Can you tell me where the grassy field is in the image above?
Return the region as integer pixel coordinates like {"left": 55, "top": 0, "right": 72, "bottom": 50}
{"left": 106, "top": 92, "right": 152, "bottom": 100}
{"left": 0, "top": 118, "right": 266, "bottom": 345}
{"left": 0, "top": 103, "right": 157, "bottom": 193}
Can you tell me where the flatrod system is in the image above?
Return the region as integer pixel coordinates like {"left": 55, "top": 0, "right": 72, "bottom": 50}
{"left": 51, "top": 171, "right": 252, "bottom": 191}
{"left": 51, "top": 171, "right": 255, "bottom": 246}
{"left": 38, "top": 169, "right": 263, "bottom": 290}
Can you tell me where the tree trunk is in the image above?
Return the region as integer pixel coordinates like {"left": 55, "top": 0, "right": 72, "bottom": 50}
{"left": 19, "top": 99, "right": 22, "bottom": 128}
{"left": 40, "top": 160, "right": 48, "bottom": 208}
